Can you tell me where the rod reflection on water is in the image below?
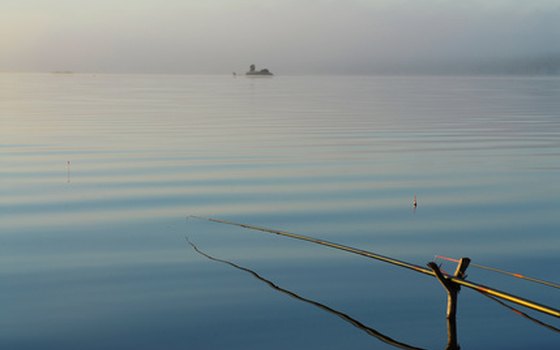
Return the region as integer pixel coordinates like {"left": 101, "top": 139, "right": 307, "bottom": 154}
{"left": 185, "top": 236, "right": 426, "bottom": 350}
{"left": 476, "top": 291, "right": 560, "bottom": 334}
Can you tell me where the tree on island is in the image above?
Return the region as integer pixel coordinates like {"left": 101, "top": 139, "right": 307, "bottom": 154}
{"left": 246, "top": 64, "right": 273, "bottom": 76}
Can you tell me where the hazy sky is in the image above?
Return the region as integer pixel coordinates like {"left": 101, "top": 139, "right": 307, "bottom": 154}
{"left": 2, "top": 0, "right": 559, "bottom": 74}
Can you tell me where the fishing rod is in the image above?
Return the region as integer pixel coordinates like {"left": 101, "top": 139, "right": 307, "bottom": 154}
{"left": 435, "top": 255, "right": 560, "bottom": 290}
{"left": 189, "top": 215, "right": 560, "bottom": 319}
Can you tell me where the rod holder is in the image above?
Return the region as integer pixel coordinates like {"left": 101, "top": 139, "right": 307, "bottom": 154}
{"left": 428, "top": 258, "right": 470, "bottom": 349}
{"left": 428, "top": 258, "right": 470, "bottom": 318}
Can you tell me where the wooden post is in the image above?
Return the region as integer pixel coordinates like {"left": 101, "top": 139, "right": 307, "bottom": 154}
{"left": 428, "top": 258, "right": 470, "bottom": 318}
{"left": 445, "top": 314, "right": 459, "bottom": 350}
{"left": 428, "top": 258, "right": 470, "bottom": 350}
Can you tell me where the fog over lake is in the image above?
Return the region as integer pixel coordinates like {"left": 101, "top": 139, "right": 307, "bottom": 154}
{"left": 1, "top": 0, "right": 559, "bottom": 74}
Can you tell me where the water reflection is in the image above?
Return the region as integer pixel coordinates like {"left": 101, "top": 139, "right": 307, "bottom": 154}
{"left": 66, "top": 161, "right": 71, "bottom": 183}
{"left": 185, "top": 236, "right": 427, "bottom": 350}
{"left": 477, "top": 291, "right": 560, "bottom": 334}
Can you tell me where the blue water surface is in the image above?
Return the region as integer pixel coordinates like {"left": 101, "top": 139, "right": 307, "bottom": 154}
{"left": 1, "top": 74, "right": 559, "bottom": 349}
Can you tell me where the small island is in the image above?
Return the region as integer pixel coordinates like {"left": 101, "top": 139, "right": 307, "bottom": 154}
{"left": 246, "top": 64, "right": 273, "bottom": 76}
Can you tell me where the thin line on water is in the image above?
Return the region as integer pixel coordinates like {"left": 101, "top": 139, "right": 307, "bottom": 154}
{"left": 184, "top": 235, "right": 426, "bottom": 350}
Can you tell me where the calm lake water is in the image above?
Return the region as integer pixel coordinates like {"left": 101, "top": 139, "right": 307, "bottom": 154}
{"left": 1, "top": 73, "right": 559, "bottom": 349}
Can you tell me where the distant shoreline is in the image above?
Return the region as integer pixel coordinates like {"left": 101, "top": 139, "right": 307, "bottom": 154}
{"left": 1, "top": 71, "right": 559, "bottom": 77}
